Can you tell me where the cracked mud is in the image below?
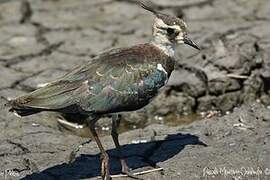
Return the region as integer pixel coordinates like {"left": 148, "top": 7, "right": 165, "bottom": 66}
{"left": 0, "top": 0, "right": 270, "bottom": 179}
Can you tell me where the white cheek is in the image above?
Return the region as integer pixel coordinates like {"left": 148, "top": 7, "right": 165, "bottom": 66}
{"left": 175, "top": 33, "right": 184, "bottom": 42}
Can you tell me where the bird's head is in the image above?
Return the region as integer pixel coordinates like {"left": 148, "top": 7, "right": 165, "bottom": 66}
{"left": 140, "top": 1, "right": 200, "bottom": 51}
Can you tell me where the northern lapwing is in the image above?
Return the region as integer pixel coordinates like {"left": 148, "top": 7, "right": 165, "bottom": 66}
{"left": 8, "top": 1, "right": 199, "bottom": 179}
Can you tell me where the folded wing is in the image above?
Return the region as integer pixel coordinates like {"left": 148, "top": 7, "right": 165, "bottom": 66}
{"left": 9, "top": 44, "right": 170, "bottom": 116}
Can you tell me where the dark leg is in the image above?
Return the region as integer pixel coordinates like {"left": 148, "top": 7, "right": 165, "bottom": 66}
{"left": 87, "top": 116, "right": 111, "bottom": 180}
{"left": 111, "top": 114, "right": 141, "bottom": 179}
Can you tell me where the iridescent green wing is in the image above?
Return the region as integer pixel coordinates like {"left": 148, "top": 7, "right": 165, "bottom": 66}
{"left": 79, "top": 61, "right": 168, "bottom": 113}
{"left": 12, "top": 44, "right": 169, "bottom": 114}
{"left": 11, "top": 48, "right": 126, "bottom": 111}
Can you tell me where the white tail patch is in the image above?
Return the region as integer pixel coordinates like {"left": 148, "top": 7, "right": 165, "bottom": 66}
{"left": 57, "top": 118, "right": 84, "bottom": 129}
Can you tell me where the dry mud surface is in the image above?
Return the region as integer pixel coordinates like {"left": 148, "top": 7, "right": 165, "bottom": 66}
{"left": 0, "top": 0, "right": 270, "bottom": 179}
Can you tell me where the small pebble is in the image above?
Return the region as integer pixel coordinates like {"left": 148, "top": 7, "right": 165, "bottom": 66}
{"left": 101, "top": 126, "right": 110, "bottom": 131}
{"left": 32, "top": 123, "right": 40, "bottom": 127}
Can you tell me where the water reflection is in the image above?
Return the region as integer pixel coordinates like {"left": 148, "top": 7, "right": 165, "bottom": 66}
{"left": 162, "top": 113, "right": 202, "bottom": 127}
{"left": 58, "top": 113, "right": 202, "bottom": 138}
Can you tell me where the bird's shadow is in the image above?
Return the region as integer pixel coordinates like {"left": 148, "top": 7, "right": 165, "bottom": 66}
{"left": 22, "top": 133, "right": 206, "bottom": 180}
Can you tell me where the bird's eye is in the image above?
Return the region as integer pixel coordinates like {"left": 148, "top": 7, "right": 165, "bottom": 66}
{"left": 167, "top": 28, "right": 175, "bottom": 36}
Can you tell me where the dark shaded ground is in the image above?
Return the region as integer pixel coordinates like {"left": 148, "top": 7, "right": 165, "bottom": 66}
{"left": 1, "top": 103, "right": 270, "bottom": 180}
{"left": 0, "top": 0, "right": 270, "bottom": 179}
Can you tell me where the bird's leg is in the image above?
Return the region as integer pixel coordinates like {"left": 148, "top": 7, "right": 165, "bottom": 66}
{"left": 111, "top": 114, "right": 142, "bottom": 179}
{"left": 87, "top": 116, "right": 111, "bottom": 180}
{"left": 111, "top": 115, "right": 129, "bottom": 171}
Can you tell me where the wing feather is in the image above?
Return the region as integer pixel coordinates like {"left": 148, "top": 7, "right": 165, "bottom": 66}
{"left": 10, "top": 80, "right": 84, "bottom": 110}
{"left": 9, "top": 44, "right": 172, "bottom": 116}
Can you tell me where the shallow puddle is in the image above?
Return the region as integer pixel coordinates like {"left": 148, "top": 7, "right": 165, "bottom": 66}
{"left": 98, "top": 113, "right": 203, "bottom": 136}
{"left": 54, "top": 113, "right": 202, "bottom": 138}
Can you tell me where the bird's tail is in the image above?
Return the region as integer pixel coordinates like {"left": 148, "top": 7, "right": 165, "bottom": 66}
{"left": 6, "top": 80, "right": 83, "bottom": 117}
{"left": 1, "top": 96, "right": 35, "bottom": 117}
{"left": 7, "top": 98, "right": 42, "bottom": 117}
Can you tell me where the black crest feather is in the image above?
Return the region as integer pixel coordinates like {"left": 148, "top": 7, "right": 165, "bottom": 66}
{"left": 139, "top": 0, "right": 187, "bottom": 30}
{"left": 139, "top": 0, "right": 158, "bottom": 15}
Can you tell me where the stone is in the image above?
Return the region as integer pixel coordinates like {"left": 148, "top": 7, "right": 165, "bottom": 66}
{"left": 0, "top": 66, "right": 25, "bottom": 89}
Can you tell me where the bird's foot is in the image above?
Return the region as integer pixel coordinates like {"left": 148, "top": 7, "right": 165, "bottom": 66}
{"left": 111, "top": 160, "right": 163, "bottom": 179}
{"left": 120, "top": 160, "right": 142, "bottom": 180}
{"left": 101, "top": 153, "right": 111, "bottom": 180}
{"left": 111, "top": 167, "right": 163, "bottom": 178}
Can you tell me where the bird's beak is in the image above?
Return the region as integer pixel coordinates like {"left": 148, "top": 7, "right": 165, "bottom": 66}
{"left": 183, "top": 37, "right": 200, "bottom": 50}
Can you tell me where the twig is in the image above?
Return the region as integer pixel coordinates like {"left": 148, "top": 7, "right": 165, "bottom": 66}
{"left": 227, "top": 74, "right": 249, "bottom": 79}
{"left": 109, "top": 167, "right": 163, "bottom": 178}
